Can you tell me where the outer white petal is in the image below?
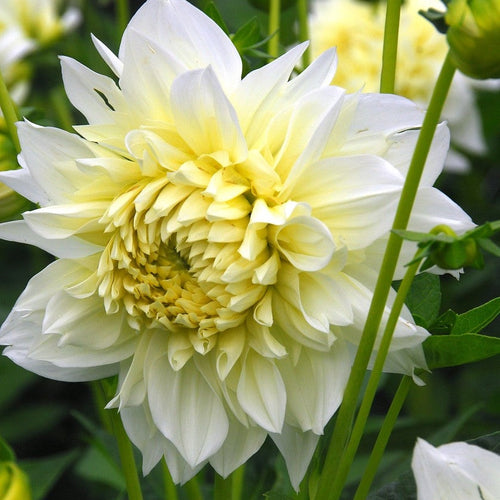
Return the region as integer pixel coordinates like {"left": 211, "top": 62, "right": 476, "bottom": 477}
{"left": 409, "top": 187, "right": 475, "bottom": 234}
{"left": 91, "top": 34, "right": 123, "bottom": 77}
{"left": 17, "top": 122, "right": 96, "bottom": 205}
{"left": 120, "top": 404, "right": 204, "bottom": 482}
{"left": 233, "top": 43, "right": 307, "bottom": 142}
{"left": 277, "top": 341, "right": 350, "bottom": 434}
{"left": 60, "top": 56, "right": 127, "bottom": 125}
{"left": 270, "top": 425, "right": 320, "bottom": 491}
{"left": 210, "top": 418, "right": 266, "bottom": 478}
{"left": 291, "top": 155, "right": 403, "bottom": 249}
{"left": 170, "top": 67, "right": 247, "bottom": 162}
{"left": 119, "top": 0, "right": 241, "bottom": 92}
{"left": 237, "top": 349, "right": 286, "bottom": 433}
{"left": 148, "top": 356, "right": 229, "bottom": 467}
{"left": 383, "top": 122, "right": 450, "bottom": 187}
{"left": 0, "top": 220, "right": 102, "bottom": 258}
{"left": 0, "top": 166, "right": 45, "bottom": 205}
{"left": 412, "top": 438, "right": 500, "bottom": 500}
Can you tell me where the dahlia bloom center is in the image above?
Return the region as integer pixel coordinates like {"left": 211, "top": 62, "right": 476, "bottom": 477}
{"left": 95, "top": 130, "right": 335, "bottom": 355}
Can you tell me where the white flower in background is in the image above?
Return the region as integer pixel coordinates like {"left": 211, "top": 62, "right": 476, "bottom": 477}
{"left": 0, "top": 0, "right": 80, "bottom": 102}
{"left": 0, "top": 0, "right": 473, "bottom": 488}
{"left": 412, "top": 438, "right": 500, "bottom": 499}
{"left": 310, "top": 0, "right": 497, "bottom": 171}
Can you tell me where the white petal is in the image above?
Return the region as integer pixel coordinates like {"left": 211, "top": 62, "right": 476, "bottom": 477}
{"left": 383, "top": 122, "right": 450, "bottom": 187}
{"left": 412, "top": 438, "right": 500, "bottom": 500}
{"left": 0, "top": 220, "right": 102, "bottom": 258}
{"left": 237, "top": 350, "right": 286, "bottom": 433}
{"left": 170, "top": 67, "right": 247, "bottom": 161}
{"left": 210, "top": 418, "right": 266, "bottom": 477}
{"left": 148, "top": 356, "right": 229, "bottom": 467}
{"left": 17, "top": 122, "right": 95, "bottom": 205}
{"left": 60, "top": 56, "right": 126, "bottom": 125}
{"left": 91, "top": 34, "right": 123, "bottom": 77}
{"left": 0, "top": 166, "right": 45, "bottom": 205}
{"left": 409, "top": 187, "right": 475, "bottom": 234}
{"left": 291, "top": 154, "right": 404, "bottom": 249}
{"left": 277, "top": 341, "right": 350, "bottom": 434}
{"left": 270, "top": 425, "right": 319, "bottom": 491}
{"left": 120, "top": 0, "right": 241, "bottom": 92}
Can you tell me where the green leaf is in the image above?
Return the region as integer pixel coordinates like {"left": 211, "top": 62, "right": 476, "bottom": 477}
{"left": 20, "top": 450, "right": 80, "bottom": 500}
{"left": 430, "top": 309, "right": 457, "bottom": 334}
{"left": 424, "top": 333, "right": 500, "bottom": 369}
{"left": 232, "top": 18, "right": 262, "bottom": 51}
{"left": 368, "top": 470, "right": 416, "bottom": 500}
{"left": 451, "top": 297, "right": 500, "bottom": 335}
{"left": 202, "top": 2, "right": 229, "bottom": 34}
{"left": 0, "top": 435, "right": 15, "bottom": 462}
{"left": 403, "top": 273, "right": 442, "bottom": 328}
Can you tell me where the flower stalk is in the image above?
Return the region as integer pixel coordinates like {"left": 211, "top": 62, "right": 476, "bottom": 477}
{"left": 162, "top": 460, "right": 179, "bottom": 500}
{"left": 353, "top": 376, "right": 413, "bottom": 500}
{"left": 315, "top": 51, "right": 456, "bottom": 500}
{"left": 380, "top": 0, "right": 402, "bottom": 93}
{"left": 108, "top": 408, "right": 144, "bottom": 500}
{"left": 326, "top": 257, "right": 421, "bottom": 500}
{"left": 268, "top": 0, "right": 281, "bottom": 59}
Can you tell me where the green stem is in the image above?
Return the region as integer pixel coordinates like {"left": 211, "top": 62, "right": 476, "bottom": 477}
{"left": 108, "top": 409, "right": 144, "bottom": 500}
{"left": 162, "top": 459, "right": 179, "bottom": 500}
{"left": 116, "top": 0, "right": 130, "bottom": 35}
{"left": 184, "top": 475, "right": 204, "bottom": 500}
{"left": 214, "top": 473, "right": 232, "bottom": 500}
{"left": 231, "top": 465, "right": 245, "bottom": 500}
{"left": 0, "top": 70, "right": 20, "bottom": 154}
{"left": 380, "top": 0, "right": 402, "bottom": 93}
{"left": 353, "top": 376, "right": 412, "bottom": 500}
{"left": 325, "top": 259, "right": 420, "bottom": 500}
{"left": 90, "top": 381, "right": 113, "bottom": 433}
{"left": 297, "top": 0, "right": 310, "bottom": 67}
{"left": 314, "top": 52, "right": 456, "bottom": 500}
{"left": 268, "top": 0, "right": 281, "bottom": 59}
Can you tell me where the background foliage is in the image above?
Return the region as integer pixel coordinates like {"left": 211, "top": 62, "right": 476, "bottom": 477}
{"left": 0, "top": 0, "right": 498, "bottom": 498}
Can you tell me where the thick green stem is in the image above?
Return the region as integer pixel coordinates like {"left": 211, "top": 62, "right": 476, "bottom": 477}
{"left": 214, "top": 473, "right": 232, "bottom": 500}
{"left": 162, "top": 460, "right": 179, "bottom": 500}
{"left": 268, "top": 0, "right": 281, "bottom": 59}
{"left": 0, "top": 70, "right": 20, "bottom": 154}
{"left": 325, "top": 259, "right": 420, "bottom": 500}
{"left": 184, "top": 475, "right": 203, "bottom": 500}
{"left": 353, "top": 377, "right": 412, "bottom": 499}
{"left": 380, "top": 0, "right": 402, "bottom": 93}
{"left": 231, "top": 465, "right": 245, "bottom": 500}
{"left": 297, "top": 0, "right": 310, "bottom": 67}
{"left": 108, "top": 409, "right": 144, "bottom": 500}
{"left": 314, "top": 52, "right": 455, "bottom": 500}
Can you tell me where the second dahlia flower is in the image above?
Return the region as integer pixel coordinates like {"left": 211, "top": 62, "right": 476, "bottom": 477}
{"left": 0, "top": 0, "right": 473, "bottom": 488}
{"left": 310, "top": 0, "right": 495, "bottom": 171}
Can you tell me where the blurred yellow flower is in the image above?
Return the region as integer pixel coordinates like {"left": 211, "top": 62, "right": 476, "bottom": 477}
{"left": 310, "top": 0, "right": 493, "bottom": 170}
{"left": 0, "top": 0, "right": 473, "bottom": 488}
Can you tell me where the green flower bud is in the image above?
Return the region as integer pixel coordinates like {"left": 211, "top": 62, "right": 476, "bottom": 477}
{"left": 445, "top": 0, "right": 500, "bottom": 79}
{"left": 0, "top": 462, "right": 31, "bottom": 500}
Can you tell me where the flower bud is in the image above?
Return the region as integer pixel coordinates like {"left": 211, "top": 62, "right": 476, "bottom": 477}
{"left": 445, "top": 0, "right": 500, "bottom": 79}
{"left": 0, "top": 462, "right": 31, "bottom": 500}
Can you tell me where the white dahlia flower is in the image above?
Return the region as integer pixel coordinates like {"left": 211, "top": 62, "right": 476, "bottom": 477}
{"left": 310, "top": 0, "right": 496, "bottom": 171}
{"left": 412, "top": 438, "right": 500, "bottom": 500}
{"left": 0, "top": 0, "right": 473, "bottom": 488}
